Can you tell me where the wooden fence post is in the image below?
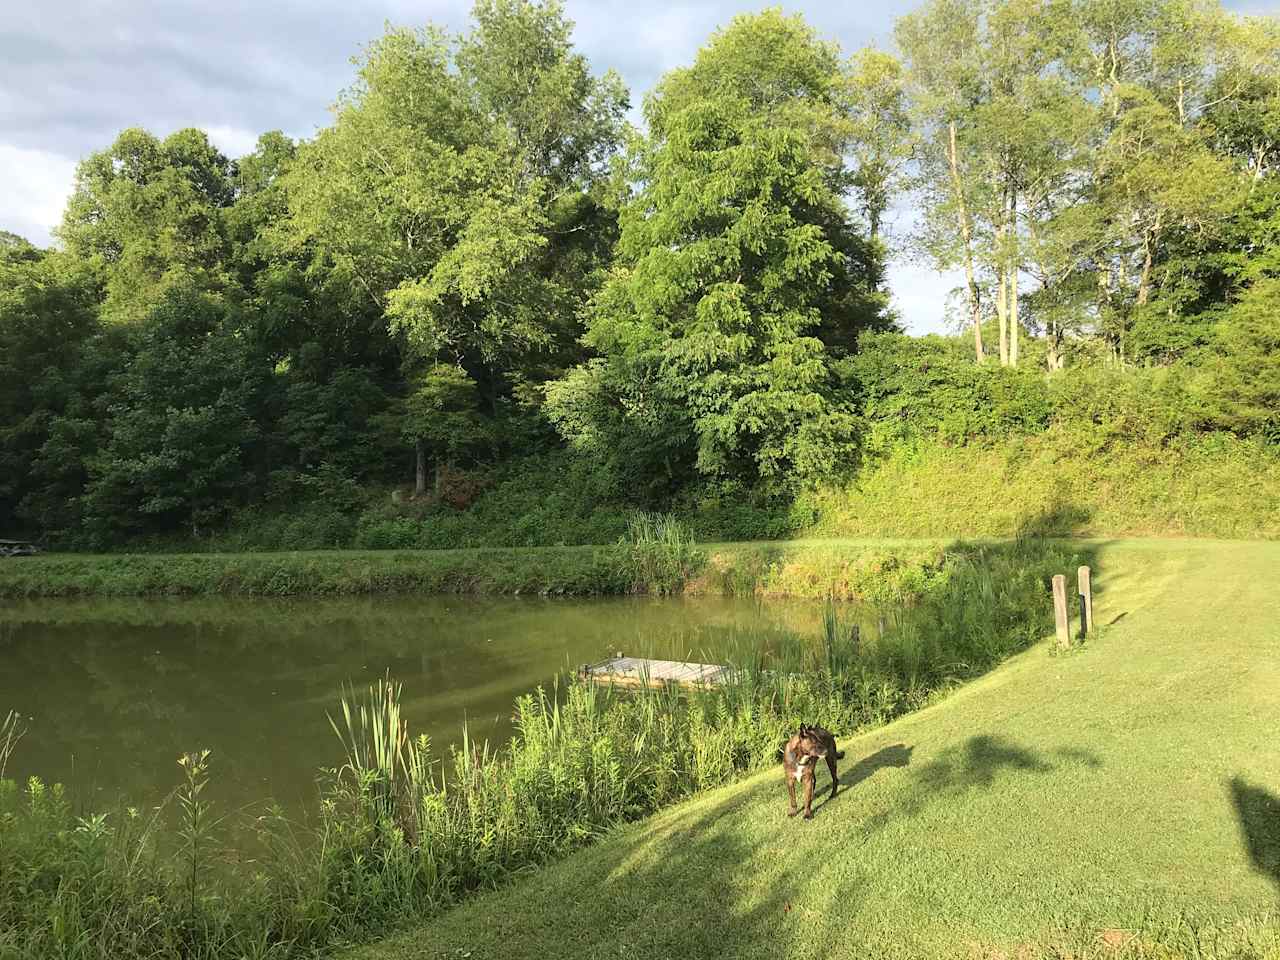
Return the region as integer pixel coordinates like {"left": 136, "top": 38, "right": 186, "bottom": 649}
{"left": 1077, "top": 565, "right": 1093, "bottom": 638}
{"left": 1052, "top": 574, "right": 1071, "bottom": 649}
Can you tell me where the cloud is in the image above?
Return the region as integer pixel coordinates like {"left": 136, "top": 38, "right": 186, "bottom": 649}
{"left": 0, "top": 145, "right": 78, "bottom": 247}
{"left": 0, "top": 0, "right": 1069, "bottom": 327}
{"left": 202, "top": 124, "right": 272, "bottom": 160}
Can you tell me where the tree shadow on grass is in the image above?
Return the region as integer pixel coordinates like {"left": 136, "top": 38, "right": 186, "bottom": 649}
{"left": 806, "top": 742, "right": 914, "bottom": 817}
{"left": 843, "top": 742, "right": 913, "bottom": 790}
{"left": 1230, "top": 776, "right": 1280, "bottom": 896}
{"left": 855, "top": 735, "right": 1103, "bottom": 835}
{"left": 1014, "top": 500, "right": 1095, "bottom": 539}
{"left": 588, "top": 782, "right": 821, "bottom": 958}
{"left": 920, "top": 734, "right": 1053, "bottom": 790}
{"left": 404, "top": 735, "right": 1101, "bottom": 959}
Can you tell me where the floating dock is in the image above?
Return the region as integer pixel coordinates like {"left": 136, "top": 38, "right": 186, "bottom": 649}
{"left": 578, "top": 653, "right": 733, "bottom": 690}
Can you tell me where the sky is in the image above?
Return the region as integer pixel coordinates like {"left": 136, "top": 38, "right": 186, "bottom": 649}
{"left": 0, "top": 0, "right": 1272, "bottom": 333}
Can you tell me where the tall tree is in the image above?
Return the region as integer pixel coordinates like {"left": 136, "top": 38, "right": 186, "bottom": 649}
{"left": 58, "top": 128, "right": 239, "bottom": 322}
{"left": 79, "top": 285, "right": 269, "bottom": 542}
{"left": 900, "top": 0, "right": 1089, "bottom": 368}
{"left": 845, "top": 49, "right": 913, "bottom": 244}
{"left": 280, "top": 0, "right": 626, "bottom": 488}
{"left": 548, "top": 11, "right": 889, "bottom": 488}
{"left": 0, "top": 248, "right": 99, "bottom": 535}
{"left": 897, "top": 0, "right": 989, "bottom": 362}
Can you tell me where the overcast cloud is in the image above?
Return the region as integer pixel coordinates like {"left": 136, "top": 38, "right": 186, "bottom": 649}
{"left": 1, "top": 0, "right": 1270, "bottom": 332}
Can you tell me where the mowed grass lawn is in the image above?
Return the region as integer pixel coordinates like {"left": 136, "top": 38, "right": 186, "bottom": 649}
{"left": 345, "top": 539, "right": 1280, "bottom": 960}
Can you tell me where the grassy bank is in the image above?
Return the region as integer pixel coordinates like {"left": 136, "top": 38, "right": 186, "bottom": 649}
{"left": 0, "top": 537, "right": 1084, "bottom": 958}
{"left": 808, "top": 433, "right": 1280, "bottom": 540}
{"left": 0, "top": 535, "right": 963, "bottom": 601}
{"left": 0, "top": 545, "right": 637, "bottom": 599}
{"left": 345, "top": 538, "right": 1280, "bottom": 960}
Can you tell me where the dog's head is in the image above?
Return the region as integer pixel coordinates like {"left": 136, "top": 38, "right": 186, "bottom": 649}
{"left": 793, "top": 724, "right": 830, "bottom": 761}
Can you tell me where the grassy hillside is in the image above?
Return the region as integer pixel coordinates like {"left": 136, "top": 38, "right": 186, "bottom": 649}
{"left": 80, "top": 433, "right": 1279, "bottom": 555}
{"left": 345, "top": 539, "right": 1280, "bottom": 960}
{"left": 807, "top": 434, "right": 1280, "bottom": 541}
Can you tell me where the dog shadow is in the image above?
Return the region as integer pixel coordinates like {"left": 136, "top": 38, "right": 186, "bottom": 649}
{"left": 808, "top": 743, "right": 914, "bottom": 817}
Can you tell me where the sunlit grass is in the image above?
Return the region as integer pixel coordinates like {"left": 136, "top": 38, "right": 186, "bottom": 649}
{"left": 345, "top": 539, "right": 1280, "bottom": 960}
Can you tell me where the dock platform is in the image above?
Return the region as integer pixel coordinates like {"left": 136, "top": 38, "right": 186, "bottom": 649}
{"left": 578, "top": 653, "right": 733, "bottom": 690}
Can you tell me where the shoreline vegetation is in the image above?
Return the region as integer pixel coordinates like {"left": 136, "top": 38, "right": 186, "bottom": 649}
{"left": 1, "top": 536, "right": 1085, "bottom": 959}
{"left": 8, "top": 429, "right": 1275, "bottom": 569}
{"left": 1, "top": 533, "right": 1047, "bottom": 602}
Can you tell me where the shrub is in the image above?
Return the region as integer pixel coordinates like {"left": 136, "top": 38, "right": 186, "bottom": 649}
{"left": 1204, "top": 278, "right": 1280, "bottom": 442}
{"left": 1047, "top": 364, "right": 1201, "bottom": 446}
{"left": 847, "top": 332, "right": 1052, "bottom": 451}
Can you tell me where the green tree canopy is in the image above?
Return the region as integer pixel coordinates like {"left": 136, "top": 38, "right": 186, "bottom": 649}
{"left": 281, "top": 0, "right": 627, "bottom": 391}
{"left": 548, "top": 10, "right": 891, "bottom": 489}
{"left": 59, "top": 128, "right": 239, "bottom": 322}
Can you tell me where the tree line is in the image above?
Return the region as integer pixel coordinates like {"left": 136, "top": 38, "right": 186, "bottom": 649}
{"left": 1, "top": 0, "right": 1276, "bottom": 546}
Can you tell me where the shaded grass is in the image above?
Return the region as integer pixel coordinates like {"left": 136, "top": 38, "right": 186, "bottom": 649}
{"left": 343, "top": 539, "right": 1280, "bottom": 960}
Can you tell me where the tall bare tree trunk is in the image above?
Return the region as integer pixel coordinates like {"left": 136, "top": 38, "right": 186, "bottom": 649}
{"left": 1136, "top": 216, "right": 1160, "bottom": 308}
{"left": 948, "top": 122, "right": 985, "bottom": 363}
{"left": 970, "top": 280, "right": 985, "bottom": 363}
{"left": 1009, "top": 266, "right": 1020, "bottom": 367}
{"left": 995, "top": 259, "right": 1009, "bottom": 366}
{"left": 1128, "top": 213, "right": 1162, "bottom": 367}
{"left": 414, "top": 441, "right": 427, "bottom": 497}
{"left": 1009, "top": 193, "right": 1019, "bottom": 367}
{"left": 1097, "top": 264, "right": 1115, "bottom": 363}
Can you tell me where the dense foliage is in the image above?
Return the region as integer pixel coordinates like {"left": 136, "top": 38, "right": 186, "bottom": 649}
{"left": 1, "top": 0, "right": 1277, "bottom": 548}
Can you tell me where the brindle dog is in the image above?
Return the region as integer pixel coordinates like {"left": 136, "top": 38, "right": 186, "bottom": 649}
{"left": 782, "top": 724, "right": 844, "bottom": 819}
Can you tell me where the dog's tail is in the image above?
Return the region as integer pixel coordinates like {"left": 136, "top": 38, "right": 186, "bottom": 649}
{"left": 835, "top": 750, "right": 845, "bottom": 760}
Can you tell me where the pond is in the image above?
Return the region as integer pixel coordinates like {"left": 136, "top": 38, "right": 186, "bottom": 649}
{"left": 0, "top": 595, "right": 851, "bottom": 815}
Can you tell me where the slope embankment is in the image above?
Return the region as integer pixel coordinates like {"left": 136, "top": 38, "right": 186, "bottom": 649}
{"left": 344, "top": 539, "right": 1280, "bottom": 960}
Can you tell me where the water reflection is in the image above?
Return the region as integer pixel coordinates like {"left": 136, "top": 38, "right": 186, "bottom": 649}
{"left": 0, "top": 595, "right": 847, "bottom": 813}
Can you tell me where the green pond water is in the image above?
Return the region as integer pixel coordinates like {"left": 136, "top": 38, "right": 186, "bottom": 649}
{"left": 0, "top": 595, "right": 851, "bottom": 814}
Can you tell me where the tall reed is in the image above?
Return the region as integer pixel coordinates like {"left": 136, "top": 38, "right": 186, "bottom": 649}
{"left": 625, "top": 511, "right": 703, "bottom": 595}
{"left": 328, "top": 672, "right": 430, "bottom": 832}
{"left": 0, "top": 709, "right": 23, "bottom": 779}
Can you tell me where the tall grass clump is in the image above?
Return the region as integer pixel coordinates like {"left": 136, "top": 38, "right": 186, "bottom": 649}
{"left": 1, "top": 710, "right": 24, "bottom": 778}
{"left": 624, "top": 511, "right": 703, "bottom": 595}
{"left": 328, "top": 673, "right": 430, "bottom": 829}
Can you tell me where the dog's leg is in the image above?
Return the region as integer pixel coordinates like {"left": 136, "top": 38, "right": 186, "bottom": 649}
{"left": 826, "top": 752, "right": 838, "bottom": 800}
{"left": 802, "top": 770, "right": 815, "bottom": 819}
{"left": 786, "top": 770, "right": 799, "bottom": 817}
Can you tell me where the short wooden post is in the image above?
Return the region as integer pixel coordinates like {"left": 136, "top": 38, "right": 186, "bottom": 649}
{"left": 1077, "top": 565, "right": 1093, "bottom": 638}
{"left": 1052, "top": 574, "right": 1071, "bottom": 648}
